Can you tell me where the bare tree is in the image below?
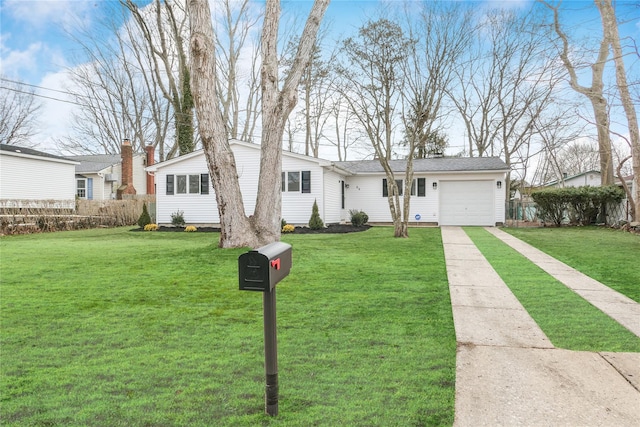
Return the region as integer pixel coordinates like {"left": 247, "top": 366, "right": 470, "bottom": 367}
{"left": 451, "top": 8, "right": 562, "bottom": 199}
{"left": 212, "top": 0, "right": 262, "bottom": 141}
{"left": 189, "top": 0, "right": 329, "bottom": 248}
{"left": 596, "top": 0, "right": 639, "bottom": 221}
{"left": 542, "top": 0, "right": 615, "bottom": 185}
{"left": 283, "top": 24, "right": 338, "bottom": 158}
{"left": 124, "top": 0, "right": 195, "bottom": 157}
{"left": 0, "top": 77, "right": 42, "bottom": 146}
{"left": 61, "top": 6, "right": 171, "bottom": 156}
{"left": 339, "top": 18, "right": 412, "bottom": 237}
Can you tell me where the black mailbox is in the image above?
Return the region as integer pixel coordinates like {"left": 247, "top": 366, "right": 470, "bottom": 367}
{"left": 239, "top": 242, "right": 292, "bottom": 291}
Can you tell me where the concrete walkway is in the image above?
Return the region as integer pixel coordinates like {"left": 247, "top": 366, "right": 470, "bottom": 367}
{"left": 442, "top": 226, "right": 640, "bottom": 426}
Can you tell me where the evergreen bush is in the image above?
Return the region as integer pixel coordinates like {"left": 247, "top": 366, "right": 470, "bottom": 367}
{"left": 308, "top": 200, "right": 324, "bottom": 230}
{"left": 137, "top": 202, "right": 152, "bottom": 228}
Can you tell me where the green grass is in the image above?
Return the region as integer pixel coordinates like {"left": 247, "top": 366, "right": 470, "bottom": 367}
{"left": 464, "top": 227, "right": 640, "bottom": 352}
{"left": 0, "top": 227, "right": 455, "bottom": 426}
{"left": 502, "top": 227, "right": 640, "bottom": 303}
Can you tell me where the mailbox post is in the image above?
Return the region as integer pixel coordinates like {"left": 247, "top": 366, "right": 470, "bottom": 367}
{"left": 238, "top": 242, "right": 292, "bottom": 416}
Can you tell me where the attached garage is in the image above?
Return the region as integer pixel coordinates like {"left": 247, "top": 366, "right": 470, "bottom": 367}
{"left": 439, "top": 180, "right": 495, "bottom": 226}
{"left": 335, "top": 156, "right": 509, "bottom": 227}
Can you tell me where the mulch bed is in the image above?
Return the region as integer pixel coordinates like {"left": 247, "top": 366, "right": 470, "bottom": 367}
{"left": 134, "top": 224, "right": 372, "bottom": 234}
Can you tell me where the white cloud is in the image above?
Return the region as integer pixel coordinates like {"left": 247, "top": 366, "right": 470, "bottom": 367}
{"left": 3, "top": 0, "right": 95, "bottom": 31}
{"left": 0, "top": 42, "right": 43, "bottom": 77}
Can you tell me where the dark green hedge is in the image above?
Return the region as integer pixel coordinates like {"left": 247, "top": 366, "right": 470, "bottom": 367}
{"left": 531, "top": 186, "right": 624, "bottom": 226}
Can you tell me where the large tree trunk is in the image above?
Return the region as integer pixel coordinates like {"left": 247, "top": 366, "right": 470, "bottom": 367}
{"left": 597, "top": 0, "right": 639, "bottom": 221}
{"left": 253, "top": 0, "right": 329, "bottom": 243}
{"left": 189, "top": 0, "right": 254, "bottom": 248}
{"left": 189, "top": 0, "right": 329, "bottom": 247}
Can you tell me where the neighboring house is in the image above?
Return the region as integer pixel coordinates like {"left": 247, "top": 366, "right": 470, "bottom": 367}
{"left": 544, "top": 170, "right": 602, "bottom": 188}
{"left": 0, "top": 144, "right": 78, "bottom": 208}
{"left": 147, "top": 140, "right": 509, "bottom": 227}
{"left": 68, "top": 140, "right": 155, "bottom": 200}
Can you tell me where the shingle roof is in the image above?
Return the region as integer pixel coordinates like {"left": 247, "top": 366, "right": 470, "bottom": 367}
{"left": 334, "top": 156, "right": 509, "bottom": 174}
{"left": 0, "top": 143, "right": 76, "bottom": 162}
{"left": 68, "top": 154, "right": 121, "bottom": 173}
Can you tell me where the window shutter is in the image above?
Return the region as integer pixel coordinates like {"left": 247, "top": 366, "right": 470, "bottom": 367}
{"left": 418, "top": 178, "right": 426, "bottom": 197}
{"left": 383, "top": 179, "right": 388, "bottom": 197}
{"left": 166, "top": 175, "right": 174, "bottom": 195}
{"left": 87, "top": 178, "right": 93, "bottom": 200}
{"left": 302, "top": 171, "right": 311, "bottom": 193}
{"left": 282, "top": 172, "right": 285, "bottom": 192}
{"left": 200, "top": 174, "right": 209, "bottom": 194}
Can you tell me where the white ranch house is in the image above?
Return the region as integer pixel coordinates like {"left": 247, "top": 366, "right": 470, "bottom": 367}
{"left": 147, "top": 140, "right": 509, "bottom": 227}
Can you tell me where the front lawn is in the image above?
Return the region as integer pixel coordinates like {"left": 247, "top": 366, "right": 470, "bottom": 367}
{"left": 0, "top": 227, "right": 455, "bottom": 426}
{"left": 502, "top": 227, "right": 639, "bottom": 303}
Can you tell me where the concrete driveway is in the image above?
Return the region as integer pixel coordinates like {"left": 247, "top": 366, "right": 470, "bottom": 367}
{"left": 442, "top": 226, "right": 640, "bottom": 426}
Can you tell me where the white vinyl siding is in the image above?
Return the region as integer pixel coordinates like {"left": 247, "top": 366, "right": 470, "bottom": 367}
{"left": 322, "top": 170, "right": 345, "bottom": 223}
{"left": 151, "top": 142, "right": 330, "bottom": 226}
{"left": 0, "top": 152, "right": 77, "bottom": 202}
{"left": 281, "top": 155, "right": 325, "bottom": 224}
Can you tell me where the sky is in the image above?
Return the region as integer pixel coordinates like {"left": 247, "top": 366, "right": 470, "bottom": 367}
{"left": 1, "top": 0, "right": 639, "bottom": 165}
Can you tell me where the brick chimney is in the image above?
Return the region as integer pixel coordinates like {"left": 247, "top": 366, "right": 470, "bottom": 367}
{"left": 145, "top": 144, "right": 155, "bottom": 195}
{"left": 116, "top": 138, "right": 136, "bottom": 199}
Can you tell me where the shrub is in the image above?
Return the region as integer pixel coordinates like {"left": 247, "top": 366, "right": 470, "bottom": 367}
{"left": 281, "top": 218, "right": 287, "bottom": 229}
{"left": 308, "top": 199, "right": 324, "bottom": 230}
{"left": 137, "top": 202, "right": 152, "bottom": 228}
{"left": 171, "top": 210, "right": 185, "bottom": 227}
{"left": 349, "top": 209, "right": 369, "bottom": 227}
{"left": 532, "top": 186, "right": 625, "bottom": 226}
{"left": 144, "top": 223, "right": 158, "bottom": 231}
{"left": 282, "top": 224, "right": 295, "bottom": 233}
{"left": 532, "top": 188, "right": 570, "bottom": 226}
{"left": 184, "top": 225, "right": 197, "bottom": 232}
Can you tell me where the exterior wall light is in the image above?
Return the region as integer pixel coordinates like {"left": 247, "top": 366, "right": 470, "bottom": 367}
{"left": 432, "top": 182, "right": 438, "bottom": 190}
{"left": 497, "top": 181, "right": 502, "bottom": 189}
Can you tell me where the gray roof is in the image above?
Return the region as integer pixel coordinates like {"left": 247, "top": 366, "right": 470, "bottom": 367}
{"left": 334, "top": 156, "right": 509, "bottom": 174}
{"left": 68, "top": 154, "right": 121, "bottom": 173}
{"left": 0, "top": 143, "right": 76, "bottom": 162}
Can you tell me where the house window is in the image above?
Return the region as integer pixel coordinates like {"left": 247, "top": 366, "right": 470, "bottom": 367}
{"left": 384, "top": 178, "right": 425, "bottom": 197}
{"left": 77, "top": 179, "right": 86, "bottom": 198}
{"left": 189, "top": 175, "right": 200, "bottom": 194}
{"left": 176, "top": 175, "right": 187, "bottom": 194}
{"left": 410, "top": 178, "right": 426, "bottom": 197}
{"left": 166, "top": 174, "right": 209, "bottom": 195}
{"left": 288, "top": 172, "right": 300, "bottom": 192}
{"left": 282, "top": 171, "right": 311, "bottom": 193}
{"left": 382, "top": 179, "right": 403, "bottom": 197}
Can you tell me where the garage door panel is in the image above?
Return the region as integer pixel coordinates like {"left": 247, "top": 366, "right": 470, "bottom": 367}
{"left": 440, "top": 181, "right": 494, "bottom": 226}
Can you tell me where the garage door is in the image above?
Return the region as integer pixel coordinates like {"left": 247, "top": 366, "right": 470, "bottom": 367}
{"left": 439, "top": 180, "right": 494, "bottom": 226}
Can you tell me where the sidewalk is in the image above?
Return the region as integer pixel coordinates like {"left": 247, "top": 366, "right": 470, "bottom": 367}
{"left": 442, "top": 226, "right": 640, "bottom": 426}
